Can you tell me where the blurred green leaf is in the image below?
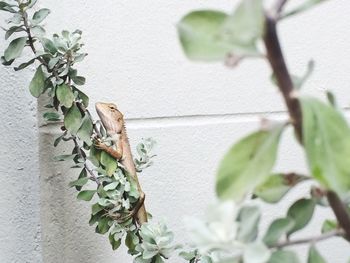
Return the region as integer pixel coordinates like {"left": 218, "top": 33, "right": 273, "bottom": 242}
{"left": 268, "top": 250, "right": 300, "bottom": 263}
{"left": 221, "top": 0, "right": 264, "bottom": 52}
{"left": 301, "top": 97, "right": 350, "bottom": 194}
{"left": 69, "top": 177, "right": 88, "bottom": 188}
{"left": 308, "top": 246, "right": 327, "bottom": 263}
{"left": 5, "top": 26, "right": 25, "bottom": 40}
{"left": 14, "top": 58, "right": 35, "bottom": 71}
{"left": 177, "top": 10, "right": 232, "bottom": 61}
{"left": 77, "top": 115, "right": 93, "bottom": 146}
{"left": 96, "top": 217, "right": 111, "bottom": 234}
{"left": 29, "top": 65, "right": 46, "bottom": 97}
{"left": 243, "top": 242, "right": 270, "bottom": 263}
{"left": 321, "top": 219, "right": 337, "bottom": 234}
{"left": 72, "top": 76, "right": 86, "bottom": 86}
{"left": 40, "top": 38, "right": 57, "bottom": 54}
{"left": 0, "top": 1, "right": 16, "bottom": 13}
{"left": 56, "top": 83, "right": 74, "bottom": 108}
{"left": 109, "top": 233, "right": 122, "bottom": 250}
{"left": 287, "top": 198, "right": 315, "bottom": 236}
{"left": 64, "top": 104, "right": 82, "bottom": 135}
{"left": 77, "top": 190, "right": 96, "bottom": 201}
{"left": 72, "top": 86, "right": 89, "bottom": 107}
{"left": 32, "top": 8, "right": 50, "bottom": 24}
{"left": 4, "top": 37, "right": 27, "bottom": 61}
{"left": 263, "top": 218, "right": 295, "bottom": 246}
{"left": 237, "top": 206, "right": 260, "bottom": 242}
{"left": 43, "top": 112, "right": 60, "bottom": 121}
{"left": 216, "top": 123, "right": 285, "bottom": 200}
{"left": 101, "top": 151, "right": 118, "bottom": 176}
{"left": 254, "top": 173, "right": 307, "bottom": 203}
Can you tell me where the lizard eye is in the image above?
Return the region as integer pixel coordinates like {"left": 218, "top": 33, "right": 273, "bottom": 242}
{"left": 109, "top": 105, "right": 116, "bottom": 110}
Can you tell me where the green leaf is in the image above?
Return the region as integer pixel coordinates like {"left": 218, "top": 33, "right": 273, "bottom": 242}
{"left": 177, "top": 10, "right": 233, "bottom": 61}
{"left": 254, "top": 173, "right": 307, "bottom": 203}
{"left": 283, "top": 0, "right": 328, "bottom": 19}
{"left": 77, "top": 115, "right": 93, "bottom": 146}
{"left": 96, "top": 217, "right": 111, "bottom": 234}
{"left": 5, "top": 26, "right": 25, "bottom": 40}
{"left": 72, "top": 76, "right": 86, "bottom": 86}
{"left": 263, "top": 218, "right": 295, "bottom": 246}
{"left": 40, "top": 38, "right": 57, "bottom": 55}
{"left": 91, "top": 203, "right": 104, "bottom": 215}
{"left": 69, "top": 177, "right": 88, "bottom": 188}
{"left": 308, "top": 246, "right": 327, "bottom": 263}
{"left": 72, "top": 86, "right": 89, "bottom": 107}
{"left": 287, "top": 198, "right": 316, "bottom": 236}
{"left": 64, "top": 104, "right": 82, "bottom": 135}
{"left": 4, "top": 37, "right": 27, "bottom": 61}
{"left": 243, "top": 242, "right": 271, "bottom": 263}
{"left": 109, "top": 233, "right": 121, "bottom": 250}
{"left": 56, "top": 84, "right": 74, "bottom": 108}
{"left": 301, "top": 97, "right": 350, "bottom": 193}
{"left": 77, "top": 190, "right": 96, "bottom": 201}
{"left": 221, "top": 0, "right": 264, "bottom": 52}
{"left": 89, "top": 145, "right": 101, "bottom": 167}
{"left": 216, "top": 123, "right": 285, "bottom": 200}
{"left": 43, "top": 112, "right": 60, "bottom": 122}
{"left": 14, "top": 58, "right": 36, "bottom": 71}
{"left": 101, "top": 151, "right": 118, "bottom": 176}
{"left": 29, "top": 66, "right": 46, "bottom": 97}
{"left": 0, "top": 2, "right": 16, "bottom": 13}
{"left": 268, "top": 250, "right": 300, "bottom": 263}
{"left": 32, "top": 8, "right": 50, "bottom": 24}
{"left": 237, "top": 206, "right": 260, "bottom": 242}
{"left": 75, "top": 168, "right": 87, "bottom": 191}
{"left": 321, "top": 219, "right": 337, "bottom": 234}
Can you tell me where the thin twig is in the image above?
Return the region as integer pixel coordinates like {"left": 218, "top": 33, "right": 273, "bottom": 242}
{"left": 273, "top": 0, "right": 289, "bottom": 18}
{"left": 272, "top": 229, "right": 344, "bottom": 249}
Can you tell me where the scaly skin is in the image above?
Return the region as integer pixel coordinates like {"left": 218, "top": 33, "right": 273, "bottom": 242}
{"left": 95, "top": 102, "right": 147, "bottom": 225}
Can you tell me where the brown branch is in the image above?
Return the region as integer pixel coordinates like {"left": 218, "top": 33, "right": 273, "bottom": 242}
{"left": 273, "top": 0, "right": 289, "bottom": 19}
{"left": 272, "top": 229, "right": 344, "bottom": 249}
{"left": 263, "top": 15, "right": 303, "bottom": 141}
{"left": 327, "top": 191, "right": 350, "bottom": 239}
{"left": 264, "top": 0, "right": 350, "bottom": 239}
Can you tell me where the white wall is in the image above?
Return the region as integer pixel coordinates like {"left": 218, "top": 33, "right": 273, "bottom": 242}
{"left": 1, "top": 0, "right": 350, "bottom": 262}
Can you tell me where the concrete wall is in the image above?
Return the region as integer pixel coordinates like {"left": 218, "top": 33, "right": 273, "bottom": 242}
{"left": 1, "top": 0, "right": 350, "bottom": 262}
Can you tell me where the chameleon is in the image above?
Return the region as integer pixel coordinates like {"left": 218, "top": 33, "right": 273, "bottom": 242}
{"left": 95, "top": 102, "right": 148, "bottom": 225}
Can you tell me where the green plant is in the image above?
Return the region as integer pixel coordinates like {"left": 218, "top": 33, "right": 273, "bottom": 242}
{"left": 2, "top": 0, "right": 350, "bottom": 262}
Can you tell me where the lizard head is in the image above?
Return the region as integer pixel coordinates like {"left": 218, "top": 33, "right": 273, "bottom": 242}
{"left": 95, "top": 102, "right": 124, "bottom": 135}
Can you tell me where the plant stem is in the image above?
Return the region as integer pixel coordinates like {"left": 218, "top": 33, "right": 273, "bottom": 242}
{"left": 265, "top": 0, "right": 350, "bottom": 239}
{"left": 263, "top": 15, "right": 303, "bottom": 141}
{"left": 272, "top": 229, "right": 344, "bottom": 249}
{"left": 327, "top": 191, "right": 350, "bottom": 239}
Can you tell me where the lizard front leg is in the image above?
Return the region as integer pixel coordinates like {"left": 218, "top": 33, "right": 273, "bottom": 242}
{"left": 94, "top": 139, "right": 123, "bottom": 160}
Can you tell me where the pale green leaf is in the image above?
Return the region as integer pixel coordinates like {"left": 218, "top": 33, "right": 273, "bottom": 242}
{"left": 4, "top": 37, "right": 27, "bottom": 61}
{"left": 77, "top": 115, "right": 93, "bottom": 146}
{"left": 40, "top": 38, "right": 57, "bottom": 54}
{"left": 287, "top": 198, "right": 315, "bottom": 236}
{"left": 321, "top": 219, "right": 337, "bottom": 234}
{"left": 177, "top": 10, "right": 233, "bottom": 61}
{"left": 254, "top": 173, "right": 307, "bottom": 203}
{"left": 43, "top": 112, "right": 60, "bottom": 122}
{"left": 216, "top": 123, "right": 285, "bottom": 200}
{"left": 5, "top": 26, "right": 25, "bottom": 40}
{"left": 268, "top": 250, "right": 300, "bottom": 263}
{"left": 221, "top": 0, "right": 264, "bottom": 51}
{"left": 64, "top": 104, "right": 82, "bottom": 135}
{"left": 56, "top": 83, "right": 74, "bottom": 108}
{"left": 29, "top": 65, "right": 46, "bottom": 97}
{"left": 69, "top": 177, "right": 88, "bottom": 188}
{"left": 14, "top": 58, "right": 35, "bottom": 71}
{"left": 243, "top": 242, "right": 270, "bottom": 263}
{"left": 237, "top": 206, "right": 260, "bottom": 242}
{"left": 308, "top": 246, "right": 327, "bottom": 263}
{"left": 301, "top": 97, "right": 350, "bottom": 193}
{"left": 101, "top": 151, "right": 118, "bottom": 176}
{"left": 77, "top": 190, "right": 96, "bottom": 201}
{"left": 32, "top": 8, "right": 50, "bottom": 24}
{"left": 263, "top": 218, "right": 295, "bottom": 246}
